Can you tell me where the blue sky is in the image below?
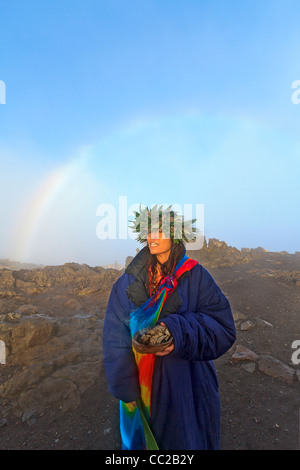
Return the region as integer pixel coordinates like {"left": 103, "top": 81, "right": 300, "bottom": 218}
{"left": 0, "top": 0, "right": 299, "bottom": 266}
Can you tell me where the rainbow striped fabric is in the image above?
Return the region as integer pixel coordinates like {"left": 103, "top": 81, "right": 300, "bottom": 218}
{"left": 120, "top": 254, "right": 198, "bottom": 450}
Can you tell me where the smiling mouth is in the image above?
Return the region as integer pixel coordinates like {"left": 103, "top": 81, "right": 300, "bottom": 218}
{"left": 150, "top": 242, "right": 159, "bottom": 246}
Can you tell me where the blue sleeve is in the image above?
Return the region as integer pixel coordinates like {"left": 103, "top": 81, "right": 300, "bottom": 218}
{"left": 102, "top": 276, "right": 140, "bottom": 403}
{"left": 162, "top": 265, "right": 236, "bottom": 361}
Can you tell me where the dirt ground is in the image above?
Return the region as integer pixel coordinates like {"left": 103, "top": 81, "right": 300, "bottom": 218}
{"left": 1, "top": 252, "right": 299, "bottom": 450}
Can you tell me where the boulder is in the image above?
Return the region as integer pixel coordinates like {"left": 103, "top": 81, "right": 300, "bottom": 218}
{"left": 11, "top": 316, "right": 55, "bottom": 355}
{"left": 253, "top": 317, "right": 274, "bottom": 328}
{"left": 258, "top": 355, "right": 295, "bottom": 385}
{"left": 240, "top": 320, "right": 254, "bottom": 331}
{"left": 230, "top": 345, "right": 259, "bottom": 363}
{"left": 0, "top": 264, "right": 116, "bottom": 423}
{"left": 0, "top": 310, "right": 103, "bottom": 421}
{"left": 232, "top": 311, "right": 247, "bottom": 322}
{"left": 241, "top": 362, "right": 256, "bottom": 373}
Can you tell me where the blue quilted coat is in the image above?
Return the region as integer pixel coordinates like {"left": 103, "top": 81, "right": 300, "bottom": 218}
{"left": 102, "top": 245, "right": 236, "bottom": 450}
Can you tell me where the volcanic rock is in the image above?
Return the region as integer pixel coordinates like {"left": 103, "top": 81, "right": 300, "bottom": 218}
{"left": 0, "top": 262, "right": 122, "bottom": 423}
{"left": 258, "top": 355, "right": 295, "bottom": 385}
{"left": 230, "top": 345, "right": 259, "bottom": 363}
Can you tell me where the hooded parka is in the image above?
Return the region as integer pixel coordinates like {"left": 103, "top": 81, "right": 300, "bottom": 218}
{"left": 102, "top": 245, "right": 236, "bottom": 450}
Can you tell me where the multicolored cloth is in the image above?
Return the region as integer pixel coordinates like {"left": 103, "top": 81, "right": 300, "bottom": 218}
{"left": 120, "top": 254, "right": 198, "bottom": 450}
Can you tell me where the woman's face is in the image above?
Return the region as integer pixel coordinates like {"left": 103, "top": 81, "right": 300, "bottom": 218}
{"left": 147, "top": 229, "right": 172, "bottom": 259}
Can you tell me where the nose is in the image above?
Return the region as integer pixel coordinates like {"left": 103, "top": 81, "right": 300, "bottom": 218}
{"left": 148, "top": 230, "right": 160, "bottom": 240}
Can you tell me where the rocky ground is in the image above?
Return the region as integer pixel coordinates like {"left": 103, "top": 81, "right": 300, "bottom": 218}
{"left": 0, "top": 239, "right": 299, "bottom": 450}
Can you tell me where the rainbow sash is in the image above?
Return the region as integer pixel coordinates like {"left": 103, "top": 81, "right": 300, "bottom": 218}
{"left": 120, "top": 254, "right": 198, "bottom": 450}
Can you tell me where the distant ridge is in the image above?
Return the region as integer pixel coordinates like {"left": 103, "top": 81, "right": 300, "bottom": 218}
{"left": 1, "top": 237, "right": 299, "bottom": 271}
{"left": 0, "top": 259, "right": 45, "bottom": 270}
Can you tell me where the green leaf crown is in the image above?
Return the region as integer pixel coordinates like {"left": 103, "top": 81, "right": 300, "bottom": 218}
{"left": 128, "top": 204, "right": 199, "bottom": 244}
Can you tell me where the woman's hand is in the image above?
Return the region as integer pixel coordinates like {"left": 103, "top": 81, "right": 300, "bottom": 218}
{"left": 155, "top": 343, "right": 174, "bottom": 356}
{"left": 155, "top": 322, "right": 174, "bottom": 356}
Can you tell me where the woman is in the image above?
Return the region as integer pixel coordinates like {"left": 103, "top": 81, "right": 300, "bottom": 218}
{"left": 102, "top": 206, "right": 236, "bottom": 450}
